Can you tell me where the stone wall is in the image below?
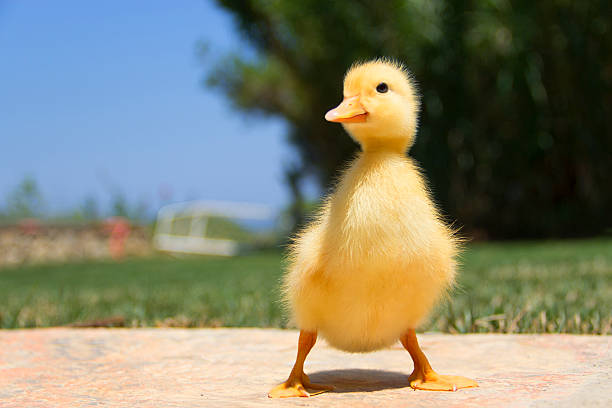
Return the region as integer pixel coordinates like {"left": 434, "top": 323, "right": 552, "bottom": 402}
{"left": 0, "top": 220, "right": 153, "bottom": 268}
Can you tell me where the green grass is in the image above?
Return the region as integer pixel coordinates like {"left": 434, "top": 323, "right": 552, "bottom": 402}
{"left": 1, "top": 238, "right": 611, "bottom": 333}
{"left": 436, "top": 238, "right": 612, "bottom": 334}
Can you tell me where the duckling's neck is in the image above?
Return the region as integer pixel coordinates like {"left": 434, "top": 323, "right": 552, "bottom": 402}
{"left": 359, "top": 137, "right": 409, "bottom": 155}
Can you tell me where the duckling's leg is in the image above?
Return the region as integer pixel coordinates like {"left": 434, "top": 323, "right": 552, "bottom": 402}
{"left": 400, "top": 329, "right": 478, "bottom": 391}
{"left": 268, "top": 330, "right": 334, "bottom": 398}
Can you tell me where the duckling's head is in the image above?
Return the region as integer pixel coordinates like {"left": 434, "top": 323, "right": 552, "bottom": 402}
{"left": 325, "top": 59, "right": 420, "bottom": 152}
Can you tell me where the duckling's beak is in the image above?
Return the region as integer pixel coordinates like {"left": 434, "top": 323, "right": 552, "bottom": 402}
{"left": 325, "top": 95, "right": 367, "bottom": 123}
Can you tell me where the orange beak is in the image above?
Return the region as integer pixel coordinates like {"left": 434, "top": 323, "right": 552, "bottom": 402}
{"left": 325, "top": 95, "right": 367, "bottom": 123}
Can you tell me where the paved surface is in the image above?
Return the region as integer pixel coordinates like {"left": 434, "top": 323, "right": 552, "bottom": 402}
{"left": 0, "top": 328, "right": 610, "bottom": 407}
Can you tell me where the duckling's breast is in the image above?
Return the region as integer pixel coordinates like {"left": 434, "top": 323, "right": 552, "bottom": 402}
{"left": 294, "top": 254, "right": 451, "bottom": 352}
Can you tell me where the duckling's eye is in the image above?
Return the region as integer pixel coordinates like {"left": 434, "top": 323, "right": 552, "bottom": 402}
{"left": 376, "top": 82, "right": 389, "bottom": 93}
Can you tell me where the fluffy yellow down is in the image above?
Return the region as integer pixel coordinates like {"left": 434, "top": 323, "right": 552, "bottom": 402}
{"left": 283, "top": 59, "right": 459, "bottom": 353}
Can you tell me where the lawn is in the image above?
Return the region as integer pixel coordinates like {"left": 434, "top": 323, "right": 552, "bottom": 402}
{"left": 1, "top": 238, "right": 611, "bottom": 333}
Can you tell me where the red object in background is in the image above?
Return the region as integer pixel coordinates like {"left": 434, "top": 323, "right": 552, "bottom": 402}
{"left": 18, "top": 218, "right": 42, "bottom": 236}
{"left": 104, "top": 217, "right": 131, "bottom": 260}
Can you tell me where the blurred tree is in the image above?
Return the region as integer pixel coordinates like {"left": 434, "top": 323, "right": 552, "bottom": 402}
{"left": 207, "top": 0, "right": 612, "bottom": 238}
{"left": 109, "top": 192, "right": 149, "bottom": 222}
{"left": 81, "top": 196, "right": 100, "bottom": 220}
{"left": 5, "top": 176, "right": 45, "bottom": 219}
{"left": 111, "top": 193, "right": 130, "bottom": 218}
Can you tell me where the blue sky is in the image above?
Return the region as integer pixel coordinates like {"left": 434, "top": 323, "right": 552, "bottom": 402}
{"left": 0, "top": 1, "right": 300, "bottom": 216}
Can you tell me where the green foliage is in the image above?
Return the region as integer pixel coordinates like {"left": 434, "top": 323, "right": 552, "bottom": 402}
{"left": 59, "top": 196, "right": 102, "bottom": 222}
{"left": 111, "top": 193, "right": 130, "bottom": 218}
{"left": 109, "top": 192, "right": 150, "bottom": 222}
{"left": 208, "top": 0, "right": 612, "bottom": 238}
{"left": 1, "top": 239, "right": 610, "bottom": 333}
{"left": 81, "top": 196, "right": 100, "bottom": 220}
{"left": 4, "top": 176, "right": 45, "bottom": 218}
{"left": 1, "top": 176, "right": 153, "bottom": 222}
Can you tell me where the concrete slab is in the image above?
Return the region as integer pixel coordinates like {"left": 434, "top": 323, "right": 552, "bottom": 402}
{"left": 0, "top": 328, "right": 610, "bottom": 407}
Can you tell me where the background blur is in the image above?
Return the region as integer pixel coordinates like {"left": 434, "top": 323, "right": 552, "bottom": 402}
{"left": 3, "top": 0, "right": 611, "bottom": 238}
{"left": 1, "top": 1, "right": 611, "bottom": 333}
{"left": 1, "top": 0, "right": 291, "bottom": 222}
{"left": 208, "top": 0, "right": 612, "bottom": 239}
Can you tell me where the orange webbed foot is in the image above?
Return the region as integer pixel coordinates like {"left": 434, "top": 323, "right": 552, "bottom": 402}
{"left": 268, "top": 373, "right": 334, "bottom": 398}
{"left": 409, "top": 371, "right": 478, "bottom": 391}
{"left": 400, "top": 329, "right": 478, "bottom": 392}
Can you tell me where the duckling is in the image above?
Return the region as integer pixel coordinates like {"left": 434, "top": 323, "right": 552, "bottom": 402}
{"left": 268, "top": 59, "right": 478, "bottom": 398}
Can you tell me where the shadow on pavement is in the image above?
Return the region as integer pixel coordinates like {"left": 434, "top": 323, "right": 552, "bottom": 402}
{"left": 309, "top": 369, "right": 409, "bottom": 393}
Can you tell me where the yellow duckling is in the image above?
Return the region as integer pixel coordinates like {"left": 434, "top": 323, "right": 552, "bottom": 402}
{"left": 269, "top": 59, "right": 478, "bottom": 398}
